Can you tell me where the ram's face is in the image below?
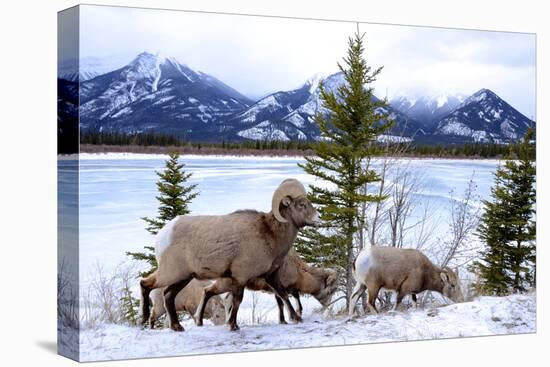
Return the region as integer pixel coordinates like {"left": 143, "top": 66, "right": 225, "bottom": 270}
{"left": 284, "top": 196, "right": 320, "bottom": 227}
{"left": 314, "top": 270, "right": 338, "bottom": 307}
{"left": 440, "top": 269, "right": 464, "bottom": 303}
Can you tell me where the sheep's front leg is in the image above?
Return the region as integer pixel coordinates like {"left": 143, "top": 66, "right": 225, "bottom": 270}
{"left": 194, "top": 277, "right": 236, "bottom": 327}
{"left": 274, "top": 295, "right": 287, "bottom": 324}
{"left": 290, "top": 289, "right": 303, "bottom": 318}
{"left": 164, "top": 278, "right": 192, "bottom": 332}
{"left": 266, "top": 275, "right": 301, "bottom": 323}
{"left": 227, "top": 286, "right": 245, "bottom": 331}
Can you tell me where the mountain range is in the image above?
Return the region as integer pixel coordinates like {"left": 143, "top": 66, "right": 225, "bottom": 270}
{"left": 58, "top": 52, "right": 535, "bottom": 144}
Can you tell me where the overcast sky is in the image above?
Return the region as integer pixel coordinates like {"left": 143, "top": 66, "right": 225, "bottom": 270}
{"left": 75, "top": 5, "right": 536, "bottom": 118}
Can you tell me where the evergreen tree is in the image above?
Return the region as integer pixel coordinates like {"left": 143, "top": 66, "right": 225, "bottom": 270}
{"left": 470, "top": 130, "right": 536, "bottom": 295}
{"left": 119, "top": 285, "right": 140, "bottom": 325}
{"left": 127, "top": 152, "right": 199, "bottom": 277}
{"left": 296, "top": 32, "right": 392, "bottom": 306}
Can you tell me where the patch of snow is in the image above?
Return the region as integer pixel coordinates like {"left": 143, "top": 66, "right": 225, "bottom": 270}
{"left": 237, "top": 125, "right": 290, "bottom": 141}
{"left": 436, "top": 95, "right": 448, "bottom": 108}
{"left": 152, "top": 95, "right": 176, "bottom": 106}
{"left": 284, "top": 112, "right": 306, "bottom": 128}
{"left": 295, "top": 130, "right": 307, "bottom": 140}
{"left": 437, "top": 120, "right": 473, "bottom": 136}
{"left": 500, "top": 120, "right": 518, "bottom": 139}
{"left": 79, "top": 294, "right": 535, "bottom": 361}
{"left": 110, "top": 106, "right": 132, "bottom": 118}
{"left": 377, "top": 135, "right": 413, "bottom": 143}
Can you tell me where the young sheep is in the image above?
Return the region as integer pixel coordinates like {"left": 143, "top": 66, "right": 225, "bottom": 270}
{"left": 220, "top": 248, "right": 338, "bottom": 324}
{"left": 348, "top": 246, "right": 464, "bottom": 315}
{"left": 149, "top": 279, "right": 226, "bottom": 328}
{"left": 140, "top": 178, "right": 320, "bottom": 332}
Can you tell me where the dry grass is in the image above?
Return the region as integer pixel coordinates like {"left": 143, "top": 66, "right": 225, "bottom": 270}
{"left": 80, "top": 261, "right": 139, "bottom": 329}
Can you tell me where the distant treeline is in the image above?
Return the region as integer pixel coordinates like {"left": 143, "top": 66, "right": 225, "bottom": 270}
{"left": 79, "top": 131, "right": 535, "bottom": 160}
{"left": 405, "top": 142, "right": 535, "bottom": 160}
{"left": 80, "top": 131, "right": 313, "bottom": 151}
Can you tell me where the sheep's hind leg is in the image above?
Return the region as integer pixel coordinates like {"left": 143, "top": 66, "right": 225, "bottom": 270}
{"left": 411, "top": 294, "right": 418, "bottom": 309}
{"left": 164, "top": 278, "right": 192, "bottom": 332}
{"left": 392, "top": 292, "right": 404, "bottom": 312}
{"left": 149, "top": 291, "right": 166, "bottom": 329}
{"left": 348, "top": 282, "right": 366, "bottom": 316}
{"left": 139, "top": 271, "right": 158, "bottom": 326}
{"left": 227, "top": 286, "right": 245, "bottom": 331}
{"left": 274, "top": 295, "right": 287, "bottom": 324}
{"left": 366, "top": 285, "right": 380, "bottom": 314}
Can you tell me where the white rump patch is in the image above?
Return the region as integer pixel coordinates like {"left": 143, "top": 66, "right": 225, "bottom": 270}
{"left": 155, "top": 216, "right": 179, "bottom": 261}
{"left": 354, "top": 246, "right": 373, "bottom": 282}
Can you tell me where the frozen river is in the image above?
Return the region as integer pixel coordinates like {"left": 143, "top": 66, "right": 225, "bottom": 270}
{"left": 61, "top": 153, "right": 500, "bottom": 282}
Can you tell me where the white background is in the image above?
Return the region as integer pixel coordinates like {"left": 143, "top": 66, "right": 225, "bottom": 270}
{"left": 0, "top": 0, "right": 547, "bottom": 365}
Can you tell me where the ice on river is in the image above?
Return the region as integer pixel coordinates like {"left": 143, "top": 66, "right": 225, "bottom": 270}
{"left": 70, "top": 153, "right": 500, "bottom": 280}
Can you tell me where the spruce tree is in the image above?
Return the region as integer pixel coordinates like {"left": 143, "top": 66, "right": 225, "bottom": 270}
{"left": 470, "top": 130, "right": 536, "bottom": 295}
{"left": 119, "top": 285, "right": 140, "bottom": 325}
{"left": 127, "top": 152, "right": 199, "bottom": 277}
{"left": 296, "top": 32, "right": 393, "bottom": 306}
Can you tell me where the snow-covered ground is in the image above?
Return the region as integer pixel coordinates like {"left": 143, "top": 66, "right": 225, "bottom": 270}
{"left": 79, "top": 294, "right": 535, "bottom": 361}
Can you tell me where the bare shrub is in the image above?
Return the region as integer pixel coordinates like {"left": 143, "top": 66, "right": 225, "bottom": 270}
{"left": 58, "top": 260, "right": 79, "bottom": 329}
{"left": 81, "top": 261, "right": 140, "bottom": 329}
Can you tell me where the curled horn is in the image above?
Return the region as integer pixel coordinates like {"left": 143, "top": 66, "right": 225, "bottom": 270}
{"left": 271, "top": 178, "right": 306, "bottom": 223}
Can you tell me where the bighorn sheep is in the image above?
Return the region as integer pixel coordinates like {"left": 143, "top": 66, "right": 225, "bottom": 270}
{"left": 140, "top": 178, "right": 320, "bottom": 331}
{"left": 220, "top": 248, "right": 338, "bottom": 324}
{"left": 149, "top": 279, "right": 226, "bottom": 328}
{"left": 348, "top": 246, "right": 464, "bottom": 315}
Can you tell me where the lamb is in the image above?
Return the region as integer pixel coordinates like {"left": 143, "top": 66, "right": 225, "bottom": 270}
{"left": 149, "top": 279, "right": 226, "bottom": 328}
{"left": 140, "top": 178, "right": 320, "bottom": 331}
{"left": 348, "top": 246, "right": 464, "bottom": 316}
{"left": 219, "top": 248, "right": 338, "bottom": 324}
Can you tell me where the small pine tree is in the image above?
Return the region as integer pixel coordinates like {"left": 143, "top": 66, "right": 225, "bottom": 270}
{"left": 127, "top": 152, "right": 199, "bottom": 277}
{"left": 119, "top": 285, "right": 140, "bottom": 325}
{"left": 296, "top": 31, "right": 392, "bottom": 306}
{"left": 470, "top": 129, "right": 536, "bottom": 295}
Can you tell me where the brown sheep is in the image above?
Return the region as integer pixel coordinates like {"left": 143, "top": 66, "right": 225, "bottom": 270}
{"left": 348, "top": 246, "right": 464, "bottom": 315}
{"left": 220, "top": 248, "right": 338, "bottom": 324}
{"left": 149, "top": 279, "right": 226, "bottom": 328}
{"left": 140, "top": 178, "right": 320, "bottom": 331}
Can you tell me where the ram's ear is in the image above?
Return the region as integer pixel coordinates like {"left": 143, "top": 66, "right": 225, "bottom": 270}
{"left": 281, "top": 196, "right": 292, "bottom": 207}
{"left": 440, "top": 272, "right": 449, "bottom": 283}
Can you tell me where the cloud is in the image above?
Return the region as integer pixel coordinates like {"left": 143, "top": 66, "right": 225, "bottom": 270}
{"left": 77, "top": 5, "right": 536, "bottom": 118}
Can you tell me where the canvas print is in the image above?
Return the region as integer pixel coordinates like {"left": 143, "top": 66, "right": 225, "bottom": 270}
{"left": 57, "top": 5, "right": 536, "bottom": 362}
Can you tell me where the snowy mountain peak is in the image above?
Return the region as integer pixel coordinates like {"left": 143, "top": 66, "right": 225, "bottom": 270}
{"left": 304, "top": 72, "right": 345, "bottom": 94}
{"left": 390, "top": 92, "right": 467, "bottom": 131}
{"left": 304, "top": 72, "right": 328, "bottom": 92}
{"left": 434, "top": 88, "right": 534, "bottom": 143}
{"left": 462, "top": 88, "right": 499, "bottom": 105}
